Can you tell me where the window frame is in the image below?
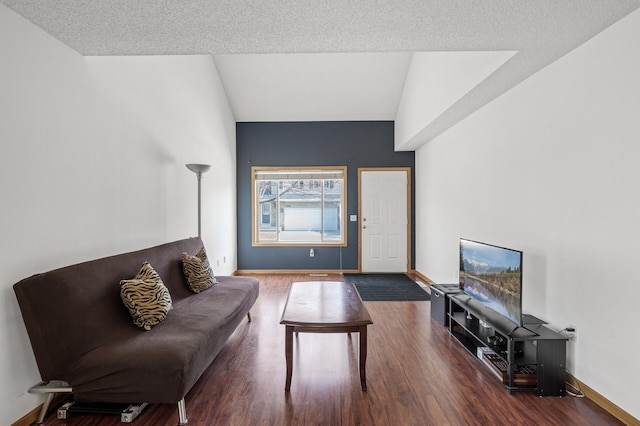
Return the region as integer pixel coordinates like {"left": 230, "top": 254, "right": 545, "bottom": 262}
{"left": 251, "top": 166, "right": 348, "bottom": 247}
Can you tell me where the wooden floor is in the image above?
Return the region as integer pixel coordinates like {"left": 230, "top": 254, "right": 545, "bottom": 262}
{"left": 36, "top": 274, "right": 621, "bottom": 426}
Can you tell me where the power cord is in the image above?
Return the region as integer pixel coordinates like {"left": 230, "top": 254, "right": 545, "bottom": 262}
{"left": 559, "top": 326, "right": 583, "bottom": 399}
{"left": 565, "top": 371, "right": 585, "bottom": 398}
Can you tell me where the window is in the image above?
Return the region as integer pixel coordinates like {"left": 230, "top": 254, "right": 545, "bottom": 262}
{"left": 252, "top": 166, "right": 347, "bottom": 246}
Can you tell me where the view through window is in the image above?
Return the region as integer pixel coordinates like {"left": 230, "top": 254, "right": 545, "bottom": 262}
{"left": 252, "top": 167, "right": 347, "bottom": 246}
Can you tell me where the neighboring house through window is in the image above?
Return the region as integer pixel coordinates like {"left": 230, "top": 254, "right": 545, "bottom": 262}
{"left": 252, "top": 166, "right": 347, "bottom": 246}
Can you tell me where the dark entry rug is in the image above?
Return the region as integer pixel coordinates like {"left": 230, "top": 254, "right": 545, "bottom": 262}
{"left": 343, "top": 274, "right": 431, "bottom": 302}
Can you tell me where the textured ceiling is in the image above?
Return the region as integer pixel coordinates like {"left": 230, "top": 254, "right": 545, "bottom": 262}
{"left": 3, "top": 1, "right": 640, "bottom": 146}
{"left": 3, "top": 0, "right": 639, "bottom": 56}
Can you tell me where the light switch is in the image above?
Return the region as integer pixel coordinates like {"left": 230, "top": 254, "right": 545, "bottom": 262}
{"left": 350, "top": 215, "right": 358, "bottom": 222}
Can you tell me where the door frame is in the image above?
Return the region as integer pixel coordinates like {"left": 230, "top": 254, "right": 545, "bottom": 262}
{"left": 357, "top": 167, "right": 412, "bottom": 273}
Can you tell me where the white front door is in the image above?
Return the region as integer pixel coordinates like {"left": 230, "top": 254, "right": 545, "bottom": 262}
{"left": 360, "top": 169, "right": 409, "bottom": 273}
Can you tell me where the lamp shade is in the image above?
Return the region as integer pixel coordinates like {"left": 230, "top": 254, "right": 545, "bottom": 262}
{"left": 186, "top": 164, "right": 211, "bottom": 174}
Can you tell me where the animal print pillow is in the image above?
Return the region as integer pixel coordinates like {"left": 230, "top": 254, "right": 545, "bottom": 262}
{"left": 120, "top": 261, "right": 172, "bottom": 330}
{"left": 182, "top": 247, "right": 217, "bottom": 293}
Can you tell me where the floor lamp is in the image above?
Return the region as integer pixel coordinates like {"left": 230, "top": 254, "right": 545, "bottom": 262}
{"left": 185, "top": 164, "right": 211, "bottom": 238}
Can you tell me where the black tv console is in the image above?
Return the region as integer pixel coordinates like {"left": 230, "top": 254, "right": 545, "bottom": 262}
{"left": 448, "top": 293, "right": 568, "bottom": 396}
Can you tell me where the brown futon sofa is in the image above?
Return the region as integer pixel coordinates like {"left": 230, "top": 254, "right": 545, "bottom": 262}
{"left": 13, "top": 237, "right": 259, "bottom": 424}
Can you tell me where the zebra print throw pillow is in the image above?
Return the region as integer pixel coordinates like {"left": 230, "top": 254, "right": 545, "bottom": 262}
{"left": 182, "top": 247, "right": 217, "bottom": 293}
{"left": 120, "top": 261, "right": 172, "bottom": 330}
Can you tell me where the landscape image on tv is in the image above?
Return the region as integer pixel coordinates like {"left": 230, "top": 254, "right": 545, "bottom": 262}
{"left": 459, "top": 239, "right": 523, "bottom": 325}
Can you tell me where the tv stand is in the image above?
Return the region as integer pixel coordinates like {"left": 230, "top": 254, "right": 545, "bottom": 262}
{"left": 448, "top": 293, "right": 568, "bottom": 396}
{"left": 516, "top": 325, "right": 539, "bottom": 337}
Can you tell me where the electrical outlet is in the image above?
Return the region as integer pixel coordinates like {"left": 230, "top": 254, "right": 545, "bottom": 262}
{"left": 565, "top": 325, "right": 577, "bottom": 342}
{"left": 309, "top": 248, "right": 315, "bottom": 257}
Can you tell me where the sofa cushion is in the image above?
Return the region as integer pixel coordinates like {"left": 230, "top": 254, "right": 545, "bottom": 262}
{"left": 182, "top": 248, "right": 217, "bottom": 293}
{"left": 69, "top": 276, "right": 260, "bottom": 403}
{"left": 120, "top": 262, "right": 172, "bottom": 330}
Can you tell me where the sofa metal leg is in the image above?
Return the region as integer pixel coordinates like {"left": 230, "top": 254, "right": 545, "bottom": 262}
{"left": 36, "top": 393, "right": 55, "bottom": 424}
{"left": 247, "top": 312, "right": 252, "bottom": 322}
{"left": 178, "top": 398, "right": 188, "bottom": 424}
{"left": 28, "top": 380, "right": 73, "bottom": 424}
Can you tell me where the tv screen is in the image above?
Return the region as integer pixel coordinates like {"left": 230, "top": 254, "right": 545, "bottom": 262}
{"left": 459, "top": 239, "right": 523, "bottom": 326}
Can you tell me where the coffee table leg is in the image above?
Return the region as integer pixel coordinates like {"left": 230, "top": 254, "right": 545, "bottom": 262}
{"left": 285, "top": 325, "right": 293, "bottom": 391}
{"left": 359, "top": 325, "right": 368, "bottom": 391}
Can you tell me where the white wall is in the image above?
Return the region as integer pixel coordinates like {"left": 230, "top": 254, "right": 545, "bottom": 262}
{"left": 395, "top": 51, "right": 516, "bottom": 150}
{"left": 415, "top": 8, "right": 640, "bottom": 420}
{"left": 0, "top": 5, "right": 236, "bottom": 424}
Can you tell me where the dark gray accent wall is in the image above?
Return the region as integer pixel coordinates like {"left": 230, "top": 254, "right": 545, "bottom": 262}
{"left": 236, "top": 121, "right": 415, "bottom": 271}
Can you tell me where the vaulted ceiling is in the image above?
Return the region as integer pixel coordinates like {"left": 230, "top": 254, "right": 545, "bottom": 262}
{"left": 3, "top": 1, "right": 639, "bottom": 148}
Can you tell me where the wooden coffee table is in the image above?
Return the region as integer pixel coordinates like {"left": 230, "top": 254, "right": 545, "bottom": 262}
{"left": 280, "top": 281, "right": 373, "bottom": 391}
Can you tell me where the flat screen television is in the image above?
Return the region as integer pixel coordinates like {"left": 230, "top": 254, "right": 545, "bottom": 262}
{"left": 459, "top": 238, "right": 523, "bottom": 327}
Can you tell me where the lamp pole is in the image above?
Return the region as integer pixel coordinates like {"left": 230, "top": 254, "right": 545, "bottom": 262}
{"left": 185, "top": 164, "right": 211, "bottom": 238}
